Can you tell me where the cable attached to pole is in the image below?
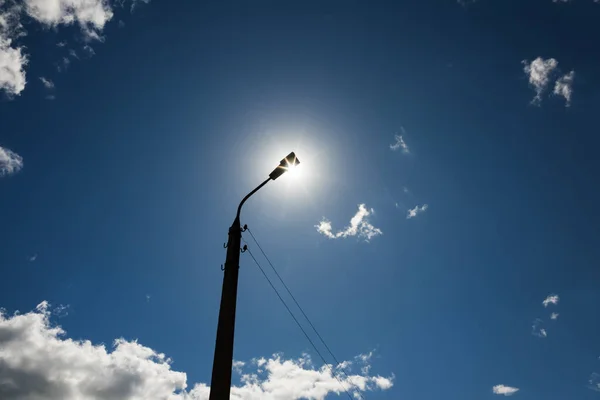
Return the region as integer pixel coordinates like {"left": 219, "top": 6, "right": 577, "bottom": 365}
{"left": 243, "top": 245, "right": 356, "bottom": 400}
{"left": 244, "top": 227, "right": 367, "bottom": 400}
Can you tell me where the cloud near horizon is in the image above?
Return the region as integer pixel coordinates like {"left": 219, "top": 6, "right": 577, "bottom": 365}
{"left": 316, "top": 204, "right": 383, "bottom": 242}
{"left": 0, "top": 301, "right": 394, "bottom": 399}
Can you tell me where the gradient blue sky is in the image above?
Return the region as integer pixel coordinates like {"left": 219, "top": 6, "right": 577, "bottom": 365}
{"left": 1, "top": 0, "right": 600, "bottom": 399}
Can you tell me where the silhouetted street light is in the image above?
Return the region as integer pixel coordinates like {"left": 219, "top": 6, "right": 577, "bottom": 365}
{"left": 209, "top": 152, "right": 300, "bottom": 400}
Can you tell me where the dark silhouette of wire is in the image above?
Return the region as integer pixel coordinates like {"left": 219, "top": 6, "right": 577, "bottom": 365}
{"left": 244, "top": 245, "right": 356, "bottom": 400}
{"left": 244, "top": 228, "right": 367, "bottom": 400}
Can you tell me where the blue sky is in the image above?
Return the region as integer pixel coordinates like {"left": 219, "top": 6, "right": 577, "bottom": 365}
{"left": 1, "top": 0, "right": 600, "bottom": 398}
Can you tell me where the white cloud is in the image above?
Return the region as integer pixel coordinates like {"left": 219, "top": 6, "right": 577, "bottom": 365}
{"left": 23, "top": 0, "right": 113, "bottom": 40}
{"left": 532, "top": 318, "right": 547, "bottom": 338}
{"left": 0, "top": 3, "right": 27, "bottom": 96}
{"left": 550, "top": 312, "right": 559, "bottom": 320}
{"left": 316, "top": 204, "right": 383, "bottom": 242}
{"left": 553, "top": 70, "right": 575, "bottom": 106}
{"left": 522, "top": 57, "right": 558, "bottom": 105}
{"left": 493, "top": 385, "right": 520, "bottom": 396}
{"left": 39, "top": 76, "right": 54, "bottom": 89}
{"left": 29, "top": 253, "right": 37, "bottom": 262}
{"left": 539, "top": 328, "right": 547, "bottom": 337}
{"left": 0, "top": 0, "right": 140, "bottom": 96}
{"left": 372, "top": 375, "right": 394, "bottom": 390}
{"left": 145, "top": 294, "right": 151, "bottom": 302}
{"left": 542, "top": 294, "right": 559, "bottom": 307}
{"left": 356, "top": 351, "right": 374, "bottom": 375}
{"left": 390, "top": 128, "right": 409, "bottom": 153}
{"left": 0, "top": 145, "right": 23, "bottom": 176}
{"left": 232, "top": 360, "right": 245, "bottom": 374}
{"left": 254, "top": 357, "right": 267, "bottom": 368}
{"left": 0, "top": 38, "right": 26, "bottom": 95}
{"left": 0, "top": 302, "right": 394, "bottom": 400}
{"left": 407, "top": 204, "right": 428, "bottom": 219}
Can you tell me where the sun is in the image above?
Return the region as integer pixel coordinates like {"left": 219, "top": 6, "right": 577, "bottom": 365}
{"left": 285, "top": 159, "right": 302, "bottom": 179}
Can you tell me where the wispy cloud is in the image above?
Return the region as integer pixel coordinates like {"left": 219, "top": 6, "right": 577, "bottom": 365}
{"left": 28, "top": 253, "right": 37, "bottom": 262}
{"left": 316, "top": 204, "right": 383, "bottom": 242}
{"left": 550, "top": 312, "right": 559, "bottom": 320}
{"left": 390, "top": 128, "right": 410, "bottom": 153}
{"left": 232, "top": 360, "right": 245, "bottom": 374}
{"left": 493, "top": 385, "right": 520, "bottom": 396}
{"left": 407, "top": 204, "right": 428, "bottom": 219}
{"left": 356, "top": 351, "right": 374, "bottom": 375}
{"left": 542, "top": 294, "right": 559, "bottom": 307}
{"left": 39, "top": 76, "right": 54, "bottom": 89}
{"left": 0, "top": 301, "right": 394, "bottom": 399}
{"left": 553, "top": 70, "right": 575, "bottom": 106}
{"left": 532, "top": 318, "right": 547, "bottom": 338}
{"left": 130, "top": 0, "right": 151, "bottom": 12}
{"left": 145, "top": 294, "right": 151, "bottom": 303}
{"left": 82, "top": 44, "right": 95, "bottom": 57}
{"left": 53, "top": 304, "right": 69, "bottom": 318}
{"left": 589, "top": 372, "right": 600, "bottom": 392}
{"left": 0, "top": 145, "right": 23, "bottom": 177}
{"left": 522, "top": 57, "right": 559, "bottom": 105}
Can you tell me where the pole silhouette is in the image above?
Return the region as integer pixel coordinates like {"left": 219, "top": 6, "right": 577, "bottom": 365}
{"left": 209, "top": 153, "right": 299, "bottom": 400}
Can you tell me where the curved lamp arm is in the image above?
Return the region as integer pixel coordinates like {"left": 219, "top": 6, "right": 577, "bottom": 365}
{"left": 236, "top": 177, "right": 271, "bottom": 222}
{"left": 234, "top": 151, "right": 299, "bottom": 222}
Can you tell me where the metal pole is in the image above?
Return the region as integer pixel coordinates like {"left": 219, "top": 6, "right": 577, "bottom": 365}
{"left": 209, "top": 178, "right": 270, "bottom": 400}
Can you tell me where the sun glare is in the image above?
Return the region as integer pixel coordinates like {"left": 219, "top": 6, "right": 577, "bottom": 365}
{"left": 286, "top": 161, "right": 302, "bottom": 179}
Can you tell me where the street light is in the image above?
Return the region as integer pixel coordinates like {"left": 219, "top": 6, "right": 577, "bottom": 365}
{"left": 209, "top": 152, "right": 300, "bottom": 400}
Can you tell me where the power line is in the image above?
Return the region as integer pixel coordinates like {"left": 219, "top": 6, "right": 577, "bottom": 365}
{"left": 243, "top": 245, "right": 356, "bottom": 400}
{"left": 244, "top": 228, "right": 366, "bottom": 400}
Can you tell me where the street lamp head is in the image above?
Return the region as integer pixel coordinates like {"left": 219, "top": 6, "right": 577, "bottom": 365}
{"left": 269, "top": 152, "right": 300, "bottom": 180}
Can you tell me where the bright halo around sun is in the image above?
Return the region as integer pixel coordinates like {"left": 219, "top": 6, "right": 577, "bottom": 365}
{"left": 242, "top": 125, "right": 337, "bottom": 211}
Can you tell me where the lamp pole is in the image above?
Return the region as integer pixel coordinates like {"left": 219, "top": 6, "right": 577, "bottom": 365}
{"left": 208, "top": 152, "right": 300, "bottom": 400}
